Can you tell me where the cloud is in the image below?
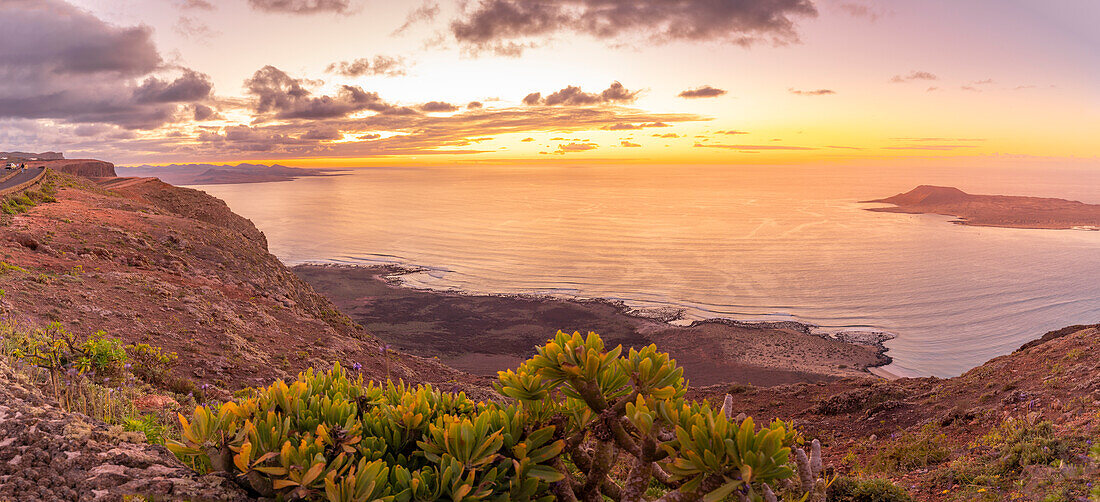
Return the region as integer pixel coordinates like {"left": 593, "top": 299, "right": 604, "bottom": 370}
{"left": 653, "top": 133, "right": 679, "bottom": 138}
{"left": 678, "top": 86, "right": 727, "bottom": 99}
{"left": 178, "top": 0, "right": 215, "bottom": 9}
{"left": 882, "top": 145, "right": 977, "bottom": 151}
{"left": 890, "top": 71, "right": 938, "bottom": 83}
{"left": 524, "top": 82, "right": 639, "bottom": 106}
{"left": 789, "top": 88, "right": 835, "bottom": 95}
{"left": 890, "top": 137, "right": 985, "bottom": 143}
{"left": 557, "top": 142, "right": 598, "bottom": 153}
{"left": 449, "top": 0, "right": 818, "bottom": 55}
{"left": 694, "top": 142, "right": 816, "bottom": 150}
{"left": 716, "top": 130, "right": 750, "bottom": 135}
{"left": 248, "top": 0, "right": 351, "bottom": 14}
{"left": 175, "top": 16, "right": 219, "bottom": 39}
{"left": 602, "top": 122, "right": 669, "bottom": 130}
{"left": 620, "top": 140, "right": 641, "bottom": 147}
{"left": 395, "top": 1, "right": 439, "bottom": 34}
{"left": 245, "top": 65, "right": 409, "bottom": 119}
{"left": 326, "top": 56, "right": 408, "bottom": 77}
{"left": 420, "top": 101, "right": 459, "bottom": 112}
{"left": 834, "top": 1, "right": 887, "bottom": 21}
{"left": 192, "top": 103, "right": 218, "bottom": 121}
{"left": 466, "top": 101, "right": 483, "bottom": 109}
{"left": 521, "top": 137, "right": 534, "bottom": 142}
{"left": 0, "top": 0, "right": 214, "bottom": 129}
{"left": 177, "top": 104, "right": 702, "bottom": 160}
{"left": 302, "top": 127, "right": 342, "bottom": 140}
{"left": 133, "top": 70, "right": 213, "bottom": 103}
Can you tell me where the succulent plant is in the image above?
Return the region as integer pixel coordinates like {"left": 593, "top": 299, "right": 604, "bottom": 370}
{"left": 170, "top": 331, "right": 813, "bottom": 501}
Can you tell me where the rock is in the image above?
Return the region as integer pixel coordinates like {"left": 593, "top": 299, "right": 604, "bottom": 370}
{"left": 133, "top": 394, "right": 180, "bottom": 412}
{"left": 0, "top": 360, "right": 251, "bottom": 502}
{"left": 10, "top": 232, "right": 40, "bottom": 250}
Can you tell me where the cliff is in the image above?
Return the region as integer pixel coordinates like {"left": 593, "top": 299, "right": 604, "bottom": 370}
{"left": 29, "top": 159, "right": 118, "bottom": 178}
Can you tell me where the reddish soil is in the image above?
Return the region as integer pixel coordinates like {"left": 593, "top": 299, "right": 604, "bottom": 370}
{"left": 0, "top": 172, "right": 489, "bottom": 399}
{"left": 864, "top": 185, "right": 1100, "bottom": 230}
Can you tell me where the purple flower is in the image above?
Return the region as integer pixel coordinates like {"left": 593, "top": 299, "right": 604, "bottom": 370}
{"left": 351, "top": 362, "right": 362, "bottom": 372}
{"left": 124, "top": 363, "right": 132, "bottom": 369}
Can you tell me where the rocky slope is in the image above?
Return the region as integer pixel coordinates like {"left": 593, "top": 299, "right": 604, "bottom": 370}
{"left": 691, "top": 324, "right": 1100, "bottom": 500}
{"left": 0, "top": 170, "right": 481, "bottom": 395}
{"left": 0, "top": 359, "right": 250, "bottom": 502}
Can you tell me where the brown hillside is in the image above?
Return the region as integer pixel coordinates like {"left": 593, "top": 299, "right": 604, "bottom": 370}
{"left": 0, "top": 171, "right": 483, "bottom": 398}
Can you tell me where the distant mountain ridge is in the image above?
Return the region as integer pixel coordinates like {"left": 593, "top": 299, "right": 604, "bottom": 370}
{"left": 116, "top": 163, "right": 343, "bottom": 185}
{"left": 0, "top": 151, "right": 64, "bottom": 160}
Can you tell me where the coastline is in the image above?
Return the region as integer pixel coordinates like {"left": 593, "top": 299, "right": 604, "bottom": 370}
{"left": 292, "top": 263, "right": 894, "bottom": 387}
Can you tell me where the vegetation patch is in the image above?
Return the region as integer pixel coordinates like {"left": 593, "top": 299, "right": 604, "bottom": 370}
{"left": 168, "top": 331, "right": 831, "bottom": 501}
{"left": 0, "top": 173, "right": 57, "bottom": 216}
{"left": 870, "top": 422, "right": 951, "bottom": 473}
{"left": 0, "top": 318, "right": 198, "bottom": 446}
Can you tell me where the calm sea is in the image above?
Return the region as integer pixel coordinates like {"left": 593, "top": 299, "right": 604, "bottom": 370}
{"left": 188, "top": 164, "right": 1100, "bottom": 378}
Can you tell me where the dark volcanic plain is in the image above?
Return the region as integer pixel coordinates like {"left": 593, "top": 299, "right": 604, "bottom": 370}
{"left": 293, "top": 264, "right": 889, "bottom": 386}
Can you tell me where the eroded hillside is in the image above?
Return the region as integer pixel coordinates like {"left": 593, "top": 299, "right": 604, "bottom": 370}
{"left": 0, "top": 171, "right": 482, "bottom": 397}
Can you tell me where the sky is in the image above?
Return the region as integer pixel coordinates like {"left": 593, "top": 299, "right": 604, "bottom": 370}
{"left": 0, "top": 0, "right": 1097, "bottom": 167}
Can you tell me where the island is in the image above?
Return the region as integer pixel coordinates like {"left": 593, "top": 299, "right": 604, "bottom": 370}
{"left": 863, "top": 185, "right": 1100, "bottom": 230}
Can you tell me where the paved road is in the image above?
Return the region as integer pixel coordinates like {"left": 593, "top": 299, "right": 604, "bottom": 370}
{"left": 0, "top": 167, "right": 45, "bottom": 192}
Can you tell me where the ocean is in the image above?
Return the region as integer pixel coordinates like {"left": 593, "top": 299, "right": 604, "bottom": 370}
{"left": 189, "top": 163, "right": 1100, "bottom": 377}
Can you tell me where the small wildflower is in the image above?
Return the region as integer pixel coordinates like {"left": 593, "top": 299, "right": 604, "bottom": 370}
{"left": 351, "top": 362, "right": 362, "bottom": 372}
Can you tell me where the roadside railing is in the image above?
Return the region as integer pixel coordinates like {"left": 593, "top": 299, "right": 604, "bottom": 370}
{"left": 0, "top": 168, "right": 47, "bottom": 198}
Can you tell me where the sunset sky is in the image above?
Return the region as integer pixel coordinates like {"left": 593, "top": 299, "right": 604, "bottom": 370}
{"left": 1, "top": 0, "right": 1098, "bottom": 166}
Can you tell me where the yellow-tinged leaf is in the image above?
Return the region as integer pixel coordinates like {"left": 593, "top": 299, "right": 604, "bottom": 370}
{"left": 301, "top": 462, "right": 325, "bottom": 486}
{"left": 272, "top": 479, "right": 299, "bottom": 489}
{"left": 702, "top": 479, "right": 742, "bottom": 502}
{"left": 233, "top": 442, "right": 252, "bottom": 472}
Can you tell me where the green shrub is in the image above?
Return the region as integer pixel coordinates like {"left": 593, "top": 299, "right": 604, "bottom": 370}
{"left": 124, "top": 413, "right": 169, "bottom": 444}
{"left": 125, "top": 342, "right": 179, "bottom": 386}
{"left": 828, "top": 477, "right": 914, "bottom": 502}
{"left": 169, "top": 331, "right": 807, "bottom": 501}
{"left": 980, "top": 416, "right": 1068, "bottom": 475}
{"left": 871, "top": 423, "right": 950, "bottom": 473}
{"left": 5, "top": 323, "right": 126, "bottom": 377}
{"left": 80, "top": 331, "right": 128, "bottom": 375}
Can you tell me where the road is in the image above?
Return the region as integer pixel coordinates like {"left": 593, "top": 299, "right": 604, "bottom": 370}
{"left": 0, "top": 167, "right": 45, "bottom": 192}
